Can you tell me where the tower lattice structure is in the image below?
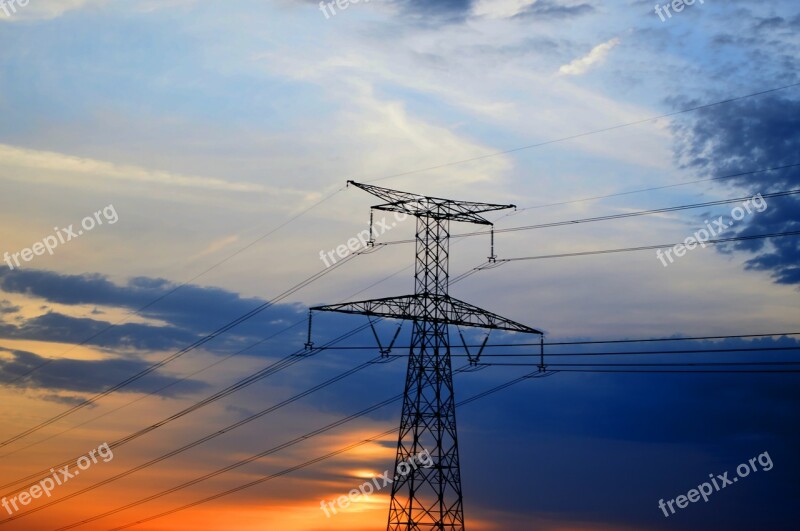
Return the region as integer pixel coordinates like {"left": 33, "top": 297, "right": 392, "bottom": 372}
{"left": 310, "top": 181, "right": 542, "bottom": 530}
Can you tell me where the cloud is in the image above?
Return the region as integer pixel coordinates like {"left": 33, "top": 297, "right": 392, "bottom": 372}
{"left": 671, "top": 94, "right": 800, "bottom": 284}
{"left": 0, "top": 299, "right": 20, "bottom": 314}
{"left": 471, "top": 0, "right": 538, "bottom": 18}
{"left": 514, "top": 0, "right": 593, "bottom": 20}
{"left": 0, "top": 268, "right": 308, "bottom": 352}
{"left": 0, "top": 143, "right": 269, "bottom": 194}
{"left": 558, "top": 37, "right": 620, "bottom": 76}
{"left": 0, "top": 346, "right": 208, "bottom": 396}
{"left": 392, "top": 0, "right": 474, "bottom": 21}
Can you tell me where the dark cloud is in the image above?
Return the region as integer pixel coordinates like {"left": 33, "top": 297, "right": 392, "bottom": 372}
{"left": 0, "top": 268, "right": 308, "bottom": 352}
{"left": 0, "top": 299, "right": 20, "bottom": 314}
{"left": 0, "top": 346, "right": 208, "bottom": 396}
{"left": 391, "top": 0, "right": 593, "bottom": 23}
{"left": 754, "top": 13, "right": 800, "bottom": 31}
{"left": 671, "top": 94, "right": 800, "bottom": 284}
{"left": 394, "top": 0, "right": 473, "bottom": 19}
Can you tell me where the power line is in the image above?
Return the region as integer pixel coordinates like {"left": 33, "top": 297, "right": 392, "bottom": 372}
{"left": 0, "top": 319, "right": 308, "bottom": 461}
{"left": 479, "top": 362, "right": 800, "bottom": 367}
{"left": 2, "top": 186, "right": 348, "bottom": 385}
{"left": 13, "top": 80, "right": 798, "bottom": 387}
{"left": 363, "top": 82, "right": 800, "bottom": 183}
{"left": 14, "top": 81, "right": 795, "bottom": 388}
{"left": 8, "top": 82, "right": 798, "bottom": 403}
{"left": 543, "top": 332, "right": 800, "bottom": 346}
{"left": 6, "top": 82, "right": 798, "bottom": 448}
{"left": 75, "top": 356, "right": 799, "bottom": 530}
{"left": 316, "top": 334, "right": 800, "bottom": 350}
{"left": 9, "top": 338, "right": 797, "bottom": 517}
{"left": 0, "top": 355, "right": 401, "bottom": 524}
{"left": 378, "top": 187, "right": 800, "bottom": 245}
{"left": 548, "top": 369, "right": 800, "bottom": 374}
{"left": 477, "top": 189, "right": 800, "bottom": 235}
{"left": 0, "top": 248, "right": 371, "bottom": 449}
{"left": 58, "top": 370, "right": 558, "bottom": 531}
{"left": 512, "top": 162, "right": 800, "bottom": 212}
{"left": 6, "top": 81, "right": 800, "bottom": 524}
{"left": 0, "top": 251, "right": 481, "bottom": 492}
{"left": 0, "top": 321, "right": 374, "bottom": 495}
{"left": 38, "top": 341, "right": 800, "bottom": 525}
{"left": 485, "top": 229, "right": 800, "bottom": 263}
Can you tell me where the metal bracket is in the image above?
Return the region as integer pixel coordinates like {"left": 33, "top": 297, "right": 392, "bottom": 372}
{"left": 369, "top": 317, "right": 402, "bottom": 358}
{"left": 458, "top": 326, "right": 490, "bottom": 366}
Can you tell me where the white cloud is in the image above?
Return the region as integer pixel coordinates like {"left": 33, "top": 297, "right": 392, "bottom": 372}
{"left": 471, "top": 0, "right": 537, "bottom": 19}
{"left": 0, "top": 143, "right": 306, "bottom": 195}
{"left": 558, "top": 37, "right": 620, "bottom": 76}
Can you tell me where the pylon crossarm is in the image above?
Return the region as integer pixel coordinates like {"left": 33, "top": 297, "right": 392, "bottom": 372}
{"left": 311, "top": 294, "right": 542, "bottom": 334}
{"left": 348, "top": 181, "right": 515, "bottom": 225}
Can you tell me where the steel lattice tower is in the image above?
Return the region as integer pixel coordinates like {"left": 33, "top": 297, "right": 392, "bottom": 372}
{"left": 310, "top": 181, "right": 542, "bottom": 530}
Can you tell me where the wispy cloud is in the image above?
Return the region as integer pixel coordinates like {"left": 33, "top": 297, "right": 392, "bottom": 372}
{"left": 0, "top": 143, "right": 279, "bottom": 194}
{"left": 558, "top": 37, "right": 620, "bottom": 76}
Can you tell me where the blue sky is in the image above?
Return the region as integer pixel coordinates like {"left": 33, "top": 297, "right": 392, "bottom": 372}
{"left": 0, "top": 1, "right": 798, "bottom": 530}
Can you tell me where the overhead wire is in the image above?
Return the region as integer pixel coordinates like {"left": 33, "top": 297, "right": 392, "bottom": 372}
{"left": 0, "top": 247, "right": 373, "bottom": 449}
{"left": 4, "top": 81, "right": 800, "bottom": 529}
{"left": 0, "top": 249, "right": 477, "bottom": 493}
{"left": 48, "top": 341, "right": 800, "bottom": 526}
{"left": 0, "top": 321, "right": 374, "bottom": 494}
{"left": 376, "top": 186, "right": 800, "bottom": 246}
{"left": 2, "top": 185, "right": 349, "bottom": 386}
{"left": 363, "top": 82, "right": 800, "bottom": 183}
{"left": 0, "top": 354, "right": 403, "bottom": 524}
{"left": 58, "top": 370, "right": 559, "bottom": 531}
{"left": 512, "top": 162, "right": 800, "bottom": 212}
{"left": 8, "top": 82, "right": 800, "bottom": 447}
{"left": 486, "top": 229, "right": 800, "bottom": 264}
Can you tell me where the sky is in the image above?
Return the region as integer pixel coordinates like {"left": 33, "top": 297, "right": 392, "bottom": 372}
{"left": 0, "top": 0, "right": 799, "bottom": 530}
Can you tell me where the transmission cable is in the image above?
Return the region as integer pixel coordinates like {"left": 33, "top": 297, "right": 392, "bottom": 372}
{"left": 0, "top": 320, "right": 373, "bottom": 495}
{"left": 364, "top": 82, "right": 800, "bottom": 183}
{"left": 0, "top": 248, "right": 372, "bottom": 449}
{"left": 56, "top": 370, "right": 558, "bottom": 530}
{"left": 3, "top": 185, "right": 348, "bottom": 386}
{"left": 0, "top": 355, "right": 402, "bottom": 524}
{"left": 513, "top": 162, "right": 800, "bottom": 212}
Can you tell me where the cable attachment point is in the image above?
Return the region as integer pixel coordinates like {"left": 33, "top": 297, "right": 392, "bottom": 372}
{"left": 459, "top": 326, "right": 490, "bottom": 367}
{"left": 538, "top": 334, "right": 546, "bottom": 372}
{"left": 488, "top": 226, "right": 497, "bottom": 263}
{"left": 370, "top": 318, "right": 402, "bottom": 358}
{"left": 304, "top": 310, "right": 314, "bottom": 351}
{"left": 367, "top": 209, "right": 376, "bottom": 247}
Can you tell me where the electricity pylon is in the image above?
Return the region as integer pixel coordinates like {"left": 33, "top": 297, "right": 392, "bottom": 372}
{"left": 310, "top": 181, "right": 542, "bottom": 530}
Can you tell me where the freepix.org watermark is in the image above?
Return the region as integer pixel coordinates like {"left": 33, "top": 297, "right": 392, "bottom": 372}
{"left": 319, "top": 449, "right": 433, "bottom": 518}
{"left": 319, "top": 0, "right": 371, "bottom": 19}
{"left": 658, "top": 450, "right": 773, "bottom": 517}
{"left": 654, "top": 0, "right": 705, "bottom": 22}
{"left": 656, "top": 192, "right": 767, "bottom": 267}
{"left": 319, "top": 211, "right": 407, "bottom": 268}
{"left": 0, "top": 0, "right": 30, "bottom": 18}
{"left": 1, "top": 442, "right": 114, "bottom": 516}
{"left": 3, "top": 204, "right": 119, "bottom": 271}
